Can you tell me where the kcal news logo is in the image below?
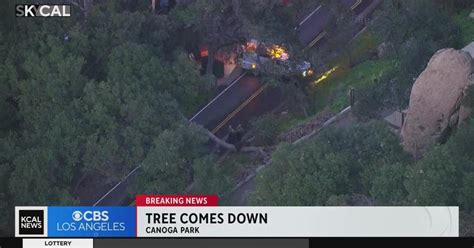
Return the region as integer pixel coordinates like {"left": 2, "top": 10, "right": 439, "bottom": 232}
{"left": 15, "top": 4, "right": 71, "bottom": 17}
{"left": 15, "top": 206, "right": 48, "bottom": 237}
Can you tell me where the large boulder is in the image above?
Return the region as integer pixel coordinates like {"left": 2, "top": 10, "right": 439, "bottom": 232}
{"left": 401, "top": 48, "right": 473, "bottom": 156}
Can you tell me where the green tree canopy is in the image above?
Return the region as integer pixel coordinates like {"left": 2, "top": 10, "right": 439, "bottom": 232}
{"left": 252, "top": 121, "right": 408, "bottom": 205}
{"left": 0, "top": 2, "right": 219, "bottom": 235}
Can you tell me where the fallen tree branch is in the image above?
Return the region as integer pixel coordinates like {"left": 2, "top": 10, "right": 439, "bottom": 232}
{"left": 190, "top": 123, "right": 269, "bottom": 158}
{"left": 202, "top": 127, "right": 237, "bottom": 151}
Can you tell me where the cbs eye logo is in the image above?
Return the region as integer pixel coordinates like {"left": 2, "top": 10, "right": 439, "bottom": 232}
{"left": 72, "top": 211, "right": 83, "bottom": 221}
{"left": 71, "top": 210, "right": 109, "bottom": 222}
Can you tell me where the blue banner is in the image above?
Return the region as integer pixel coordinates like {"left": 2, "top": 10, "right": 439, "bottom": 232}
{"left": 47, "top": 207, "right": 136, "bottom": 237}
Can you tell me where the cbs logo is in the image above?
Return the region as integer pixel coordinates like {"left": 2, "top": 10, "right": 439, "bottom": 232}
{"left": 71, "top": 211, "right": 109, "bottom": 221}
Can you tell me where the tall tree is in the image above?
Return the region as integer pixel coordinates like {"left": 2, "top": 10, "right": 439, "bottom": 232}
{"left": 405, "top": 120, "right": 474, "bottom": 206}
{"left": 170, "top": 0, "right": 246, "bottom": 76}
{"left": 371, "top": 0, "right": 461, "bottom": 78}
{"left": 370, "top": 163, "right": 408, "bottom": 205}
{"left": 135, "top": 124, "right": 209, "bottom": 194}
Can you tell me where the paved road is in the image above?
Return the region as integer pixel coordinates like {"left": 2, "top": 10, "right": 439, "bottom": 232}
{"left": 213, "top": 84, "right": 283, "bottom": 137}
{"left": 89, "top": 73, "right": 271, "bottom": 206}
{"left": 296, "top": 0, "right": 376, "bottom": 48}
{"left": 190, "top": 73, "right": 264, "bottom": 136}
{"left": 296, "top": 5, "right": 332, "bottom": 47}
{"left": 91, "top": 0, "right": 380, "bottom": 207}
{"left": 351, "top": 0, "right": 375, "bottom": 15}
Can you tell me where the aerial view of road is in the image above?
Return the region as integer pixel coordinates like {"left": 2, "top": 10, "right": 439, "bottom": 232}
{"left": 2, "top": 0, "right": 474, "bottom": 238}
{"left": 89, "top": 0, "right": 382, "bottom": 207}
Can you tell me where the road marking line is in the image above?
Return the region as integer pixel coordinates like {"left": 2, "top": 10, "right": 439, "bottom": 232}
{"left": 298, "top": 5, "right": 322, "bottom": 27}
{"left": 189, "top": 71, "right": 247, "bottom": 122}
{"left": 211, "top": 83, "right": 268, "bottom": 134}
{"left": 93, "top": 165, "right": 142, "bottom": 206}
{"left": 306, "top": 30, "right": 327, "bottom": 50}
{"left": 351, "top": 0, "right": 363, "bottom": 10}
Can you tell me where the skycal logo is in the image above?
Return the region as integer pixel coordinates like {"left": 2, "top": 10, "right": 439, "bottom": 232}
{"left": 15, "top": 4, "right": 71, "bottom": 17}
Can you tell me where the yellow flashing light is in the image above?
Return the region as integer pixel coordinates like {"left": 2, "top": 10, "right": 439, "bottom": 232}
{"left": 314, "top": 66, "right": 339, "bottom": 84}
{"left": 267, "top": 45, "right": 289, "bottom": 61}
{"left": 251, "top": 63, "right": 257, "bottom": 69}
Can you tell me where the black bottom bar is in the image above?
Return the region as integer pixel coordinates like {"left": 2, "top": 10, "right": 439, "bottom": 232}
{"left": 0, "top": 237, "right": 473, "bottom": 248}
{"left": 309, "top": 238, "right": 474, "bottom": 248}
{"left": 0, "top": 238, "right": 22, "bottom": 248}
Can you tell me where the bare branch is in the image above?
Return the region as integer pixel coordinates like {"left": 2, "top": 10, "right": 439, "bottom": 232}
{"left": 190, "top": 123, "right": 268, "bottom": 158}
{"left": 190, "top": 123, "right": 237, "bottom": 151}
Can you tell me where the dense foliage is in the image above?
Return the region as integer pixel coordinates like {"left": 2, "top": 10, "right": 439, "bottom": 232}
{"left": 352, "top": 0, "right": 464, "bottom": 117}
{"left": 0, "top": 0, "right": 336, "bottom": 235}
{"left": 253, "top": 118, "right": 474, "bottom": 235}
{"left": 0, "top": 1, "right": 223, "bottom": 234}
{"left": 251, "top": 122, "right": 410, "bottom": 205}
{"left": 0, "top": 0, "right": 473, "bottom": 236}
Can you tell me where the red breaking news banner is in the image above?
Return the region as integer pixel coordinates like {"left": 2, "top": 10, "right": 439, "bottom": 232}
{"left": 136, "top": 194, "right": 219, "bottom": 206}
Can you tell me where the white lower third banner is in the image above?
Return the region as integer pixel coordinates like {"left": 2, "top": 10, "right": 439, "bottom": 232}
{"left": 137, "top": 207, "right": 459, "bottom": 237}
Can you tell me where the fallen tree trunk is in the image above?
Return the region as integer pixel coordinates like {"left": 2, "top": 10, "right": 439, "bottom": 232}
{"left": 191, "top": 123, "right": 268, "bottom": 158}
{"left": 203, "top": 127, "right": 237, "bottom": 151}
